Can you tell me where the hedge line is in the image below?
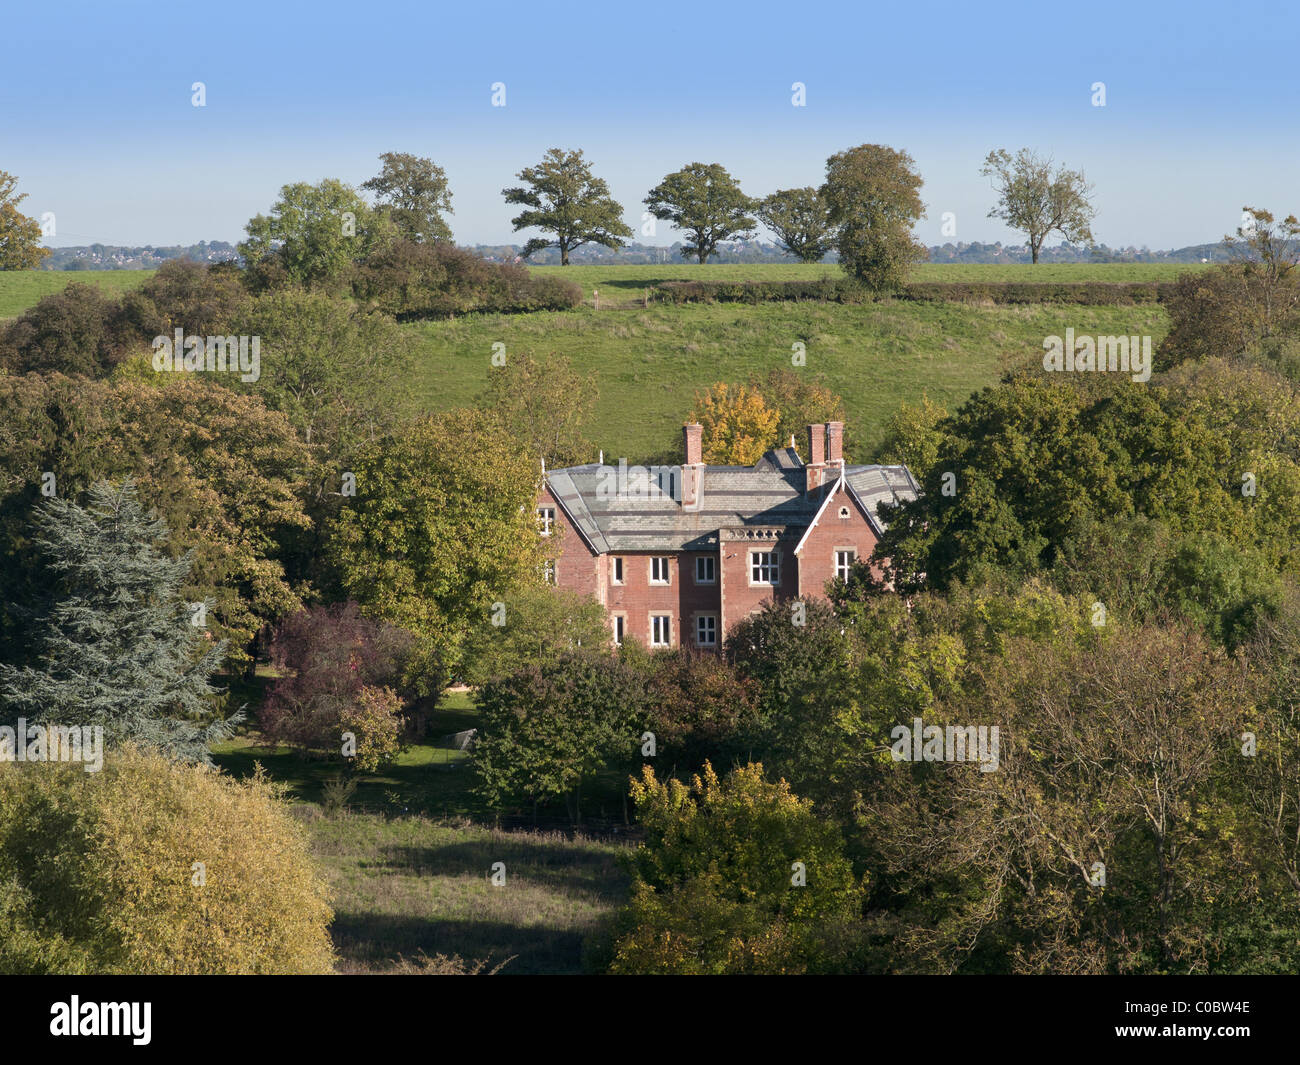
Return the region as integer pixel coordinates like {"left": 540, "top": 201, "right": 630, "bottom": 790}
{"left": 653, "top": 278, "right": 1169, "bottom": 306}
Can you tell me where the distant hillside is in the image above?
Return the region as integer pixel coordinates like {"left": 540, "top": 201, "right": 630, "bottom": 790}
{"left": 37, "top": 237, "right": 1235, "bottom": 270}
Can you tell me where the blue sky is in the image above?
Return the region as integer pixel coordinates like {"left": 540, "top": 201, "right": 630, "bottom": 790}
{"left": 3, "top": 0, "right": 1297, "bottom": 250}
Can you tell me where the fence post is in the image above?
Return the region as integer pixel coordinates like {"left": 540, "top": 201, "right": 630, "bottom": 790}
{"left": 593, "top": 288, "right": 599, "bottom": 310}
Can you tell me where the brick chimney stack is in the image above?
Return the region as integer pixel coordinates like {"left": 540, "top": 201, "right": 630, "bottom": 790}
{"left": 682, "top": 423, "right": 704, "bottom": 510}
{"left": 806, "top": 423, "right": 826, "bottom": 492}
{"left": 683, "top": 423, "right": 703, "bottom": 466}
{"left": 826, "top": 421, "right": 844, "bottom": 467}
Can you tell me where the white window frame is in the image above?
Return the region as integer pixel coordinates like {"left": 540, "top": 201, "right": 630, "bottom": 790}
{"left": 749, "top": 550, "right": 781, "bottom": 587}
{"left": 537, "top": 507, "right": 556, "bottom": 536}
{"left": 695, "top": 555, "right": 716, "bottom": 585}
{"left": 835, "top": 548, "right": 856, "bottom": 582}
{"left": 838, "top": 506, "right": 851, "bottom": 521}
{"left": 649, "top": 613, "right": 672, "bottom": 647}
{"left": 695, "top": 613, "right": 717, "bottom": 647}
{"left": 542, "top": 558, "right": 556, "bottom": 584}
{"left": 612, "top": 613, "right": 626, "bottom": 646}
{"left": 649, "top": 556, "right": 671, "bottom": 585}
{"left": 611, "top": 556, "right": 624, "bottom": 585}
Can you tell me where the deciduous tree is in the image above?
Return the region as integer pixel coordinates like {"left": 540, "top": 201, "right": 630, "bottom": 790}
{"left": 981, "top": 148, "right": 1095, "bottom": 264}
{"left": 644, "top": 163, "right": 757, "bottom": 264}
{"left": 821, "top": 144, "right": 926, "bottom": 290}
{"left": 502, "top": 149, "right": 632, "bottom": 265}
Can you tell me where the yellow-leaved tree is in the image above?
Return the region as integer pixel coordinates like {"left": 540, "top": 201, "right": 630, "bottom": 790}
{"left": 689, "top": 383, "right": 782, "bottom": 465}
{"left": 0, "top": 747, "right": 336, "bottom": 974}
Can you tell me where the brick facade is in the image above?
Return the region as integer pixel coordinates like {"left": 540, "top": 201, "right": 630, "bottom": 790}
{"left": 539, "top": 422, "right": 917, "bottom": 650}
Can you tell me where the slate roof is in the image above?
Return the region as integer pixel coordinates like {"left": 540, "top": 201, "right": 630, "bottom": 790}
{"left": 545, "top": 449, "right": 919, "bottom": 554}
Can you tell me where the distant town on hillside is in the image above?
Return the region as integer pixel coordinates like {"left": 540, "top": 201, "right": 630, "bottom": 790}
{"left": 39, "top": 237, "right": 1236, "bottom": 271}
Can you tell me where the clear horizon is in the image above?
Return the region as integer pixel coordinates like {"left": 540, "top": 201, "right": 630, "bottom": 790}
{"left": 5, "top": 0, "right": 1297, "bottom": 251}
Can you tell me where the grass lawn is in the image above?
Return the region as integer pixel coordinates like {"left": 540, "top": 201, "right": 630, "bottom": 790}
{"left": 0, "top": 268, "right": 153, "bottom": 318}
{"left": 406, "top": 298, "right": 1171, "bottom": 461}
{"left": 210, "top": 689, "right": 485, "bottom": 819}
{"left": 0, "top": 261, "right": 1202, "bottom": 321}
{"left": 309, "top": 812, "right": 629, "bottom": 973}
{"left": 530, "top": 260, "right": 1207, "bottom": 294}
{"left": 211, "top": 681, "right": 634, "bottom": 974}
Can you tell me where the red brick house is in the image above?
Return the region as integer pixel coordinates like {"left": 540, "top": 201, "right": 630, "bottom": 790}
{"left": 537, "top": 421, "right": 919, "bottom": 650}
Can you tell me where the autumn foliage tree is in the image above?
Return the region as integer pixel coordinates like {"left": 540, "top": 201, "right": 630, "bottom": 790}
{"left": 261, "top": 602, "right": 414, "bottom": 769}
{"left": 608, "top": 763, "right": 865, "bottom": 974}
{"left": 688, "top": 382, "right": 781, "bottom": 465}
{"left": 0, "top": 747, "right": 335, "bottom": 974}
{"left": 0, "top": 170, "right": 49, "bottom": 270}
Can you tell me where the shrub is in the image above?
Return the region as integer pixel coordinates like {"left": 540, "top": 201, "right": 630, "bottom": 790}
{"left": 607, "top": 763, "right": 865, "bottom": 974}
{"left": 352, "top": 240, "right": 580, "bottom": 318}
{"left": 119, "top": 259, "right": 253, "bottom": 339}
{"left": 0, "top": 746, "right": 335, "bottom": 974}
{"left": 262, "top": 602, "right": 415, "bottom": 765}
{"left": 902, "top": 280, "right": 1164, "bottom": 304}
{"left": 0, "top": 282, "right": 138, "bottom": 376}
{"left": 645, "top": 649, "right": 760, "bottom": 768}
{"left": 339, "top": 684, "right": 405, "bottom": 773}
{"left": 654, "top": 276, "right": 868, "bottom": 305}
{"left": 652, "top": 278, "right": 1167, "bottom": 306}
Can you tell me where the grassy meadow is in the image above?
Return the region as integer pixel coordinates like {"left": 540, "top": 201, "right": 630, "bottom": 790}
{"left": 0, "top": 268, "right": 153, "bottom": 318}
{"left": 310, "top": 813, "right": 627, "bottom": 974}
{"left": 0, "top": 261, "right": 1176, "bottom": 460}
{"left": 531, "top": 260, "right": 1206, "bottom": 295}
{"left": 212, "top": 684, "right": 634, "bottom": 973}
{"left": 407, "top": 298, "right": 1170, "bottom": 460}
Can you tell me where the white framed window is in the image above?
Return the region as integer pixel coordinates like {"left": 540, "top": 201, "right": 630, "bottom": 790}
{"left": 835, "top": 549, "right": 856, "bottom": 582}
{"left": 542, "top": 558, "right": 556, "bottom": 584}
{"left": 612, "top": 614, "right": 626, "bottom": 646}
{"left": 696, "top": 614, "right": 717, "bottom": 647}
{"left": 650, "top": 557, "right": 671, "bottom": 585}
{"left": 750, "top": 550, "right": 780, "bottom": 586}
{"left": 695, "top": 556, "right": 716, "bottom": 584}
{"left": 611, "top": 557, "right": 624, "bottom": 585}
{"left": 838, "top": 506, "right": 851, "bottom": 520}
{"left": 537, "top": 507, "right": 556, "bottom": 536}
{"left": 650, "top": 614, "right": 672, "bottom": 647}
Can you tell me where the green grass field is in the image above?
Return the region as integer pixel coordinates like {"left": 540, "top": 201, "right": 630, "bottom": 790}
{"left": 406, "top": 298, "right": 1170, "bottom": 461}
{"left": 0, "top": 269, "right": 153, "bottom": 318}
{"left": 310, "top": 813, "right": 627, "bottom": 973}
{"left": 531, "top": 260, "right": 1206, "bottom": 295}
{"left": 0, "top": 261, "right": 1200, "bottom": 320}
{"left": 210, "top": 689, "right": 484, "bottom": 819}
{"left": 0, "top": 265, "right": 1174, "bottom": 463}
